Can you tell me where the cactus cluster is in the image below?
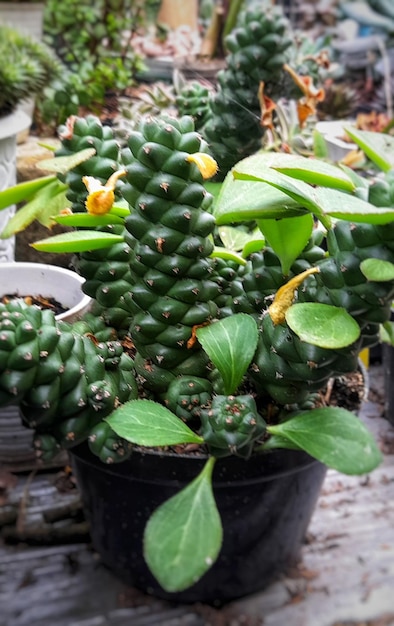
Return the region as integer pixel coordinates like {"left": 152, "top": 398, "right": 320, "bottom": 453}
{"left": 0, "top": 300, "right": 136, "bottom": 463}
{"left": 2, "top": 112, "right": 394, "bottom": 461}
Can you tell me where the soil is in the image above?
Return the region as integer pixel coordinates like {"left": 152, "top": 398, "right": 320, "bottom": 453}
{"left": 1, "top": 293, "right": 68, "bottom": 316}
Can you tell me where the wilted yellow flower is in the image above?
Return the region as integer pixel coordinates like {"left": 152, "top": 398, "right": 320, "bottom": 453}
{"left": 83, "top": 169, "right": 127, "bottom": 215}
{"left": 186, "top": 153, "right": 218, "bottom": 179}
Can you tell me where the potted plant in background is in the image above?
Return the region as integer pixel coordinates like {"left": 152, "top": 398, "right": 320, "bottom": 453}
{"left": 0, "top": 108, "right": 389, "bottom": 604}
{"left": 0, "top": 24, "right": 60, "bottom": 261}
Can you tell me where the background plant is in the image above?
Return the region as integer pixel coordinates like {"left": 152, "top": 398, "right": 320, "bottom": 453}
{"left": 35, "top": 0, "right": 147, "bottom": 130}
{"left": 0, "top": 25, "right": 61, "bottom": 117}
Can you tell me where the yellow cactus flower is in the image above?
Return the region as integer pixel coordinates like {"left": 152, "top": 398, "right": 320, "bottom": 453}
{"left": 268, "top": 267, "right": 320, "bottom": 325}
{"left": 83, "top": 169, "right": 127, "bottom": 215}
{"left": 187, "top": 153, "right": 218, "bottom": 179}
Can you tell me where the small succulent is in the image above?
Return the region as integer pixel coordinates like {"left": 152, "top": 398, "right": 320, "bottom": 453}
{"left": 0, "top": 25, "right": 61, "bottom": 117}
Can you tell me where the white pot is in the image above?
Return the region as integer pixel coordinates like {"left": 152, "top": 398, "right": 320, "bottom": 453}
{"left": 0, "top": 261, "right": 92, "bottom": 322}
{"left": 315, "top": 120, "right": 357, "bottom": 162}
{"left": 0, "top": 262, "right": 92, "bottom": 467}
{"left": 0, "top": 110, "right": 32, "bottom": 261}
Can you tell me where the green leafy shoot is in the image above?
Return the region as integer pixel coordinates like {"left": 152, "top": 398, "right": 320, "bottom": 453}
{"left": 266, "top": 407, "right": 382, "bottom": 475}
{"left": 0, "top": 180, "right": 68, "bottom": 238}
{"left": 360, "top": 258, "right": 394, "bottom": 282}
{"left": 106, "top": 399, "right": 204, "bottom": 447}
{"left": 0, "top": 175, "right": 55, "bottom": 211}
{"left": 54, "top": 212, "right": 125, "bottom": 228}
{"left": 36, "top": 147, "right": 96, "bottom": 174}
{"left": 31, "top": 230, "right": 124, "bottom": 253}
{"left": 144, "top": 457, "right": 222, "bottom": 592}
{"left": 344, "top": 126, "right": 394, "bottom": 173}
{"left": 285, "top": 303, "right": 360, "bottom": 349}
{"left": 196, "top": 314, "right": 258, "bottom": 394}
{"left": 210, "top": 246, "right": 247, "bottom": 266}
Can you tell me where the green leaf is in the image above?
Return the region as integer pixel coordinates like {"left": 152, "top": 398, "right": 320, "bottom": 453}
{"left": 317, "top": 187, "right": 394, "bottom": 224}
{"left": 257, "top": 213, "right": 313, "bottom": 275}
{"left": 380, "top": 321, "right": 394, "bottom": 345}
{"left": 214, "top": 172, "right": 306, "bottom": 225}
{"left": 0, "top": 180, "right": 68, "bottom": 238}
{"left": 360, "top": 258, "right": 394, "bottom": 281}
{"left": 344, "top": 126, "right": 394, "bottom": 173}
{"left": 217, "top": 225, "right": 257, "bottom": 252}
{"left": 234, "top": 152, "right": 356, "bottom": 192}
{"left": 36, "top": 147, "right": 96, "bottom": 174}
{"left": 106, "top": 399, "right": 204, "bottom": 446}
{"left": 54, "top": 212, "right": 125, "bottom": 227}
{"left": 210, "top": 246, "right": 247, "bottom": 266}
{"left": 144, "top": 457, "right": 223, "bottom": 592}
{"left": 196, "top": 314, "right": 258, "bottom": 394}
{"left": 286, "top": 303, "right": 360, "bottom": 349}
{"left": 0, "top": 175, "right": 55, "bottom": 211}
{"left": 31, "top": 230, "right": 124, "bottom": 253}
{"left": 267, "top": 407, "right": 382, "bottom": 475}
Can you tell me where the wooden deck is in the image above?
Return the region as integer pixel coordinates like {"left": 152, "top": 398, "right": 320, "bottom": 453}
{"left": 0, "top": 364, "right": 393, "bottom": 626}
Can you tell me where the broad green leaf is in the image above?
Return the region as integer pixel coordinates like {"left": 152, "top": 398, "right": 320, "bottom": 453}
{"left": 257, "top": 213, "right": 313, "bottom": 275}
{"left": 344, "top": 126, "right": 394, "bottom": 173}
{"left": 214, "top": 172, "right": 306, "bottom": 225}
{"left": 144, "top": 457, "right": 222, "bottom": 592}
{"left": 267, "top": 407, "right": 382, "bottom": 475}
{"left": 31, "top": 230, "right": 124, "bottom": 253}
{"left": 196, "top": 314, "right": 258, "bottom": 394}
{"left": 0, "top": 175, "right": 55, "bottom": 211}
{"left": 315, "top": 187, "right": 394, "bottom": 224}
{"left": 36, "top": 147, "right": 96, "bottom": 174}
{"left": 286, "top": 303, "right": 360, "bottom": 349}
{"left": 0, "top": 181, "right": 68, "bottom": 238}
{"left": 360, "top": 258, "right": 394, "bottom": 281}
{"left": 106, "top": 399, "right": 204, "bottom": 446}
{"left": 54, "top": 212, "right": 125, "bottom": 227}
{"left": 380, "top": 321, "right": 394, "bottom": 345}
{"left": 234, "top": 152, "right": 355, "bottom": 192}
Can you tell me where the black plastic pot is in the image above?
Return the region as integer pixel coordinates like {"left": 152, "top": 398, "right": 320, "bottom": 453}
{"left": 383, "top": 343, "right": 394, "bottom": 426}
{"left": 71, "top": 444, "right": 326, "bottom": 605}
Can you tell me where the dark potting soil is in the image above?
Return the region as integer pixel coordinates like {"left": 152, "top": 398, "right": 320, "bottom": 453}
{"left": 1, "top": 293, "right": 68, "bottom": 316}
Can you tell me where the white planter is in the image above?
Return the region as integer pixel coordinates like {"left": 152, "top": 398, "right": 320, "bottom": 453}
{"left": 0, "top": 2, "right": 45, "bottom": 39}
{"left": 315, "top": 120, "right": 357, "bottom": 162}
{"left": 0, "top": 2, "right": 45, "bottom": 141}
{"left": 0, "top": 262, "right": 92, "bottom": 468}
{"left": 0, "top": 110, "right": 31, "bottom": 261}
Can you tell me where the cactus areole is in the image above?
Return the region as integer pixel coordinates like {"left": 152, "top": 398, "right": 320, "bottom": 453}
{"left": 0, "top": 110, "right": 391, "bottom": 601}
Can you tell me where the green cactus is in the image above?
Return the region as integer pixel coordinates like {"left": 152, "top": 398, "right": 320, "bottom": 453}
{"left": 200, "top": 5, "right": 293, "bottom": 177}
{"left": 55, "top": 115, "right": 135, "bottom": 331}
{"left": 0, "top": 299, "right": 137, "bottom": 457}
{"left": 175, "top": 81, "right": 212, "bottom": 131}
{"left": 120, "top": 115, "right": 221, "bottom": 391}
{"left": 199, "top": 394, "right": 267, "bottom": 458}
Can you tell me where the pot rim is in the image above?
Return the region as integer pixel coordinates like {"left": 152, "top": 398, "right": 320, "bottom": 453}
{"left": 71, "top": 443, "right": 322, "bottom": 488}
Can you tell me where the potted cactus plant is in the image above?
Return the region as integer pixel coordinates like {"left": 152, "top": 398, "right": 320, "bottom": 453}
{"left": 0, "top": 2, "right": 389, "bottom": 604}
{"left": 0, "top": 109, "right": 389, "bottom": 604}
